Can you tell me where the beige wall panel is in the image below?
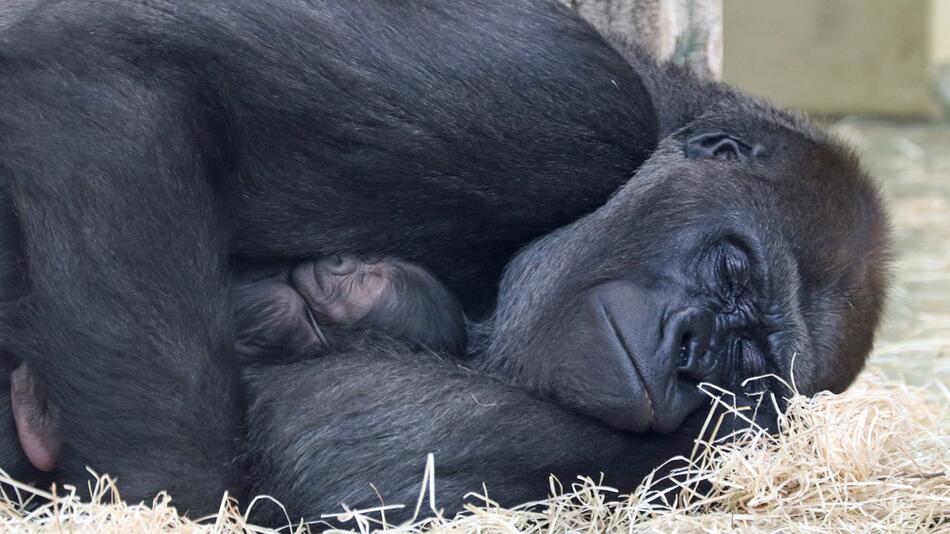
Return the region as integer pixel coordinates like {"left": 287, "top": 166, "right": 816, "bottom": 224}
{"left": 724, "top": 0, "right": 943, "bottom": 117}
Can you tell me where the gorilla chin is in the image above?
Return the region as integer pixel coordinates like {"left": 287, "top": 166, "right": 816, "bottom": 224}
{"left": 482, "top": 124, "right": 890, "bottom": 436}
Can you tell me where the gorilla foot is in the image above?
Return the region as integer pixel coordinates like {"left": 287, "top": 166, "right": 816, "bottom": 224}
{"left": 10, "top": 364, "right": 59, "bottom": 472}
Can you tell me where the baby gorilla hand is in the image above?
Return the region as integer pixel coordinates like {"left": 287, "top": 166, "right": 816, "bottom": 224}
{"left": 232, "top": 279, "right": 326, "bottom": 362}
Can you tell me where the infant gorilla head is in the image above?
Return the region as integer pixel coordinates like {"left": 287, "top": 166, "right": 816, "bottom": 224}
{"left": 233, "top": 255, "right": 467, "bottom": 361}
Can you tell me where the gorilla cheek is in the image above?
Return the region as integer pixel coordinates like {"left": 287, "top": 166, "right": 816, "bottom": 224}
{"left": 547, "top": 303, "right": 654, "bottom": 432}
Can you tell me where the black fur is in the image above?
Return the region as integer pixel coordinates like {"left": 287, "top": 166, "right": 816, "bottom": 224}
{"left": 354, "top": 261, "right": 468, "bottom": 357}
{"left": 0, "top": 168, "right": 43, "bottom": 488}
{"left": 243, "top": 346, "right": 708, "bottom": 526}
{"left": 0, "top": 0, "right": 889, "bottom": 522}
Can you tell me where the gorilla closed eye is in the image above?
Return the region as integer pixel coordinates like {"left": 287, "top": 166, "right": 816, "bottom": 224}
{"left": 718, "top": 246, "right": 750, "bottom": 296}
{"left": 707, "top": 241, "right": 754, "bottom": 301}
{"left": 685, "top": 132, "right": 766, "bottom": 162}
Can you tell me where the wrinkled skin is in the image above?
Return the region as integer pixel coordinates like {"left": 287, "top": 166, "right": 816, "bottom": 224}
{"left": 292, "top": 255, "right": 392, "bottom": 326}
{"left": 1, "top": 358, "right": 49, "bottom": 488}
{"left": 232, "top": 279, "right": 326, "bottom": 362}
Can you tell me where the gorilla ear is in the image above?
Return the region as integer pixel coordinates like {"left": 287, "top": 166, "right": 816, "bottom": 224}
{"left": 684, "top": 132, "right": 766, "bottom": 162}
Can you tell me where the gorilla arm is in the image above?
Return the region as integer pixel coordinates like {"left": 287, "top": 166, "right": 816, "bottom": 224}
{"left": 243, "top": 345, "right": 702, "bottom": 526}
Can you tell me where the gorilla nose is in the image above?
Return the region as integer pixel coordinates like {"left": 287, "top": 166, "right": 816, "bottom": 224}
{"left": 322, "top": 254, "right": 359, "bottom": 275}
{"left": 645, "top": 306, "right": 716, "bottom": 434}
{"left": 552, "top": 282, "right": 717, "bottom": 435}
{"left": 666, "top": 308, "right": 715, "bottom": 379}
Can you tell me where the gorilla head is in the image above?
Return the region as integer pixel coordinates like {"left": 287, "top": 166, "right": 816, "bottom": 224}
{"left": 481, "top": 104, "right": 891, "bottom": 434}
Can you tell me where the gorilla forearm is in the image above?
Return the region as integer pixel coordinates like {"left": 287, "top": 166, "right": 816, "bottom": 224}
{"left": 243, "top": 347, "right": 699, "bottom": 525}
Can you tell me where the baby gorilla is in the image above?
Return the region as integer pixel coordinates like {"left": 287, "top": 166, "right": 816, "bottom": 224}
{"left": 233, "top": 255, "right": 467, "bottom": 362}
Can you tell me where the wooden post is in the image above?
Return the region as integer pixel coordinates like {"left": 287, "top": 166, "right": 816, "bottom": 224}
{"left": 567, "top": 0, "right": 723, "bottom": 79}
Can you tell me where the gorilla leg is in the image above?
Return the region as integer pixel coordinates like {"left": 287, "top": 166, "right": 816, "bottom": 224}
{"left": 244, "top": 347, "right": 701, "bottom": 526}
{"left": 0, "top": 70, "right": 242, "bottom": 511}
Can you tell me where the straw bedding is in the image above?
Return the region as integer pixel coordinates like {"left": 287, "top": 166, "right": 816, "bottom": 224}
{"left": 1, "top": 372, "right": 947, "bottom": 533}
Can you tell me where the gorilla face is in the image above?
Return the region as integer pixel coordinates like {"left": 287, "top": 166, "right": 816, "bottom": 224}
{"left": 485, "top": 116, "right": 890, "bottom": 434}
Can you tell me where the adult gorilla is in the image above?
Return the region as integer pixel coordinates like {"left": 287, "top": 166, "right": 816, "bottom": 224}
{"left": 0, "top": 0, "right": 887, "bottom": 517}
{"left": 244, "top": 119, "right": 890, "bottom": 523}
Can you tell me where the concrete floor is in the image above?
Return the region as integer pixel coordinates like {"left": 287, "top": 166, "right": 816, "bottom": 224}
{"left": 833, "top": 119, "right": 950, "bottom": 385}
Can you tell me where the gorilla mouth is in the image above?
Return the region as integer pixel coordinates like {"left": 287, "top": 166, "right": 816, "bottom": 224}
{"left": 598, "top": 300, "right": 658, "bottom": 430}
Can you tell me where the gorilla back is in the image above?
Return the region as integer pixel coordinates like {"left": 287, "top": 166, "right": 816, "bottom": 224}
{"left": 2, "top": 0, "right": 658, "bottom": 312}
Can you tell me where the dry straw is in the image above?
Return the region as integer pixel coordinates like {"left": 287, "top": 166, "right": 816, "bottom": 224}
{"left": 1, "top": 371, "right": 947, "bottom": 533}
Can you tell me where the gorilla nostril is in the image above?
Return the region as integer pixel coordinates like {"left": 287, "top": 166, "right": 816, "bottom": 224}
{"left": 678, "top": 333, "right": 693, "bottom": 368}
{"left": 668, "top": 308, "right": 715, "bottom": 374}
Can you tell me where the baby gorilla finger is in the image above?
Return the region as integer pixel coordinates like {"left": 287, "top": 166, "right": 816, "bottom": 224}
{"left": 232, "top": 280, "right": 326, "bottom": 362}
